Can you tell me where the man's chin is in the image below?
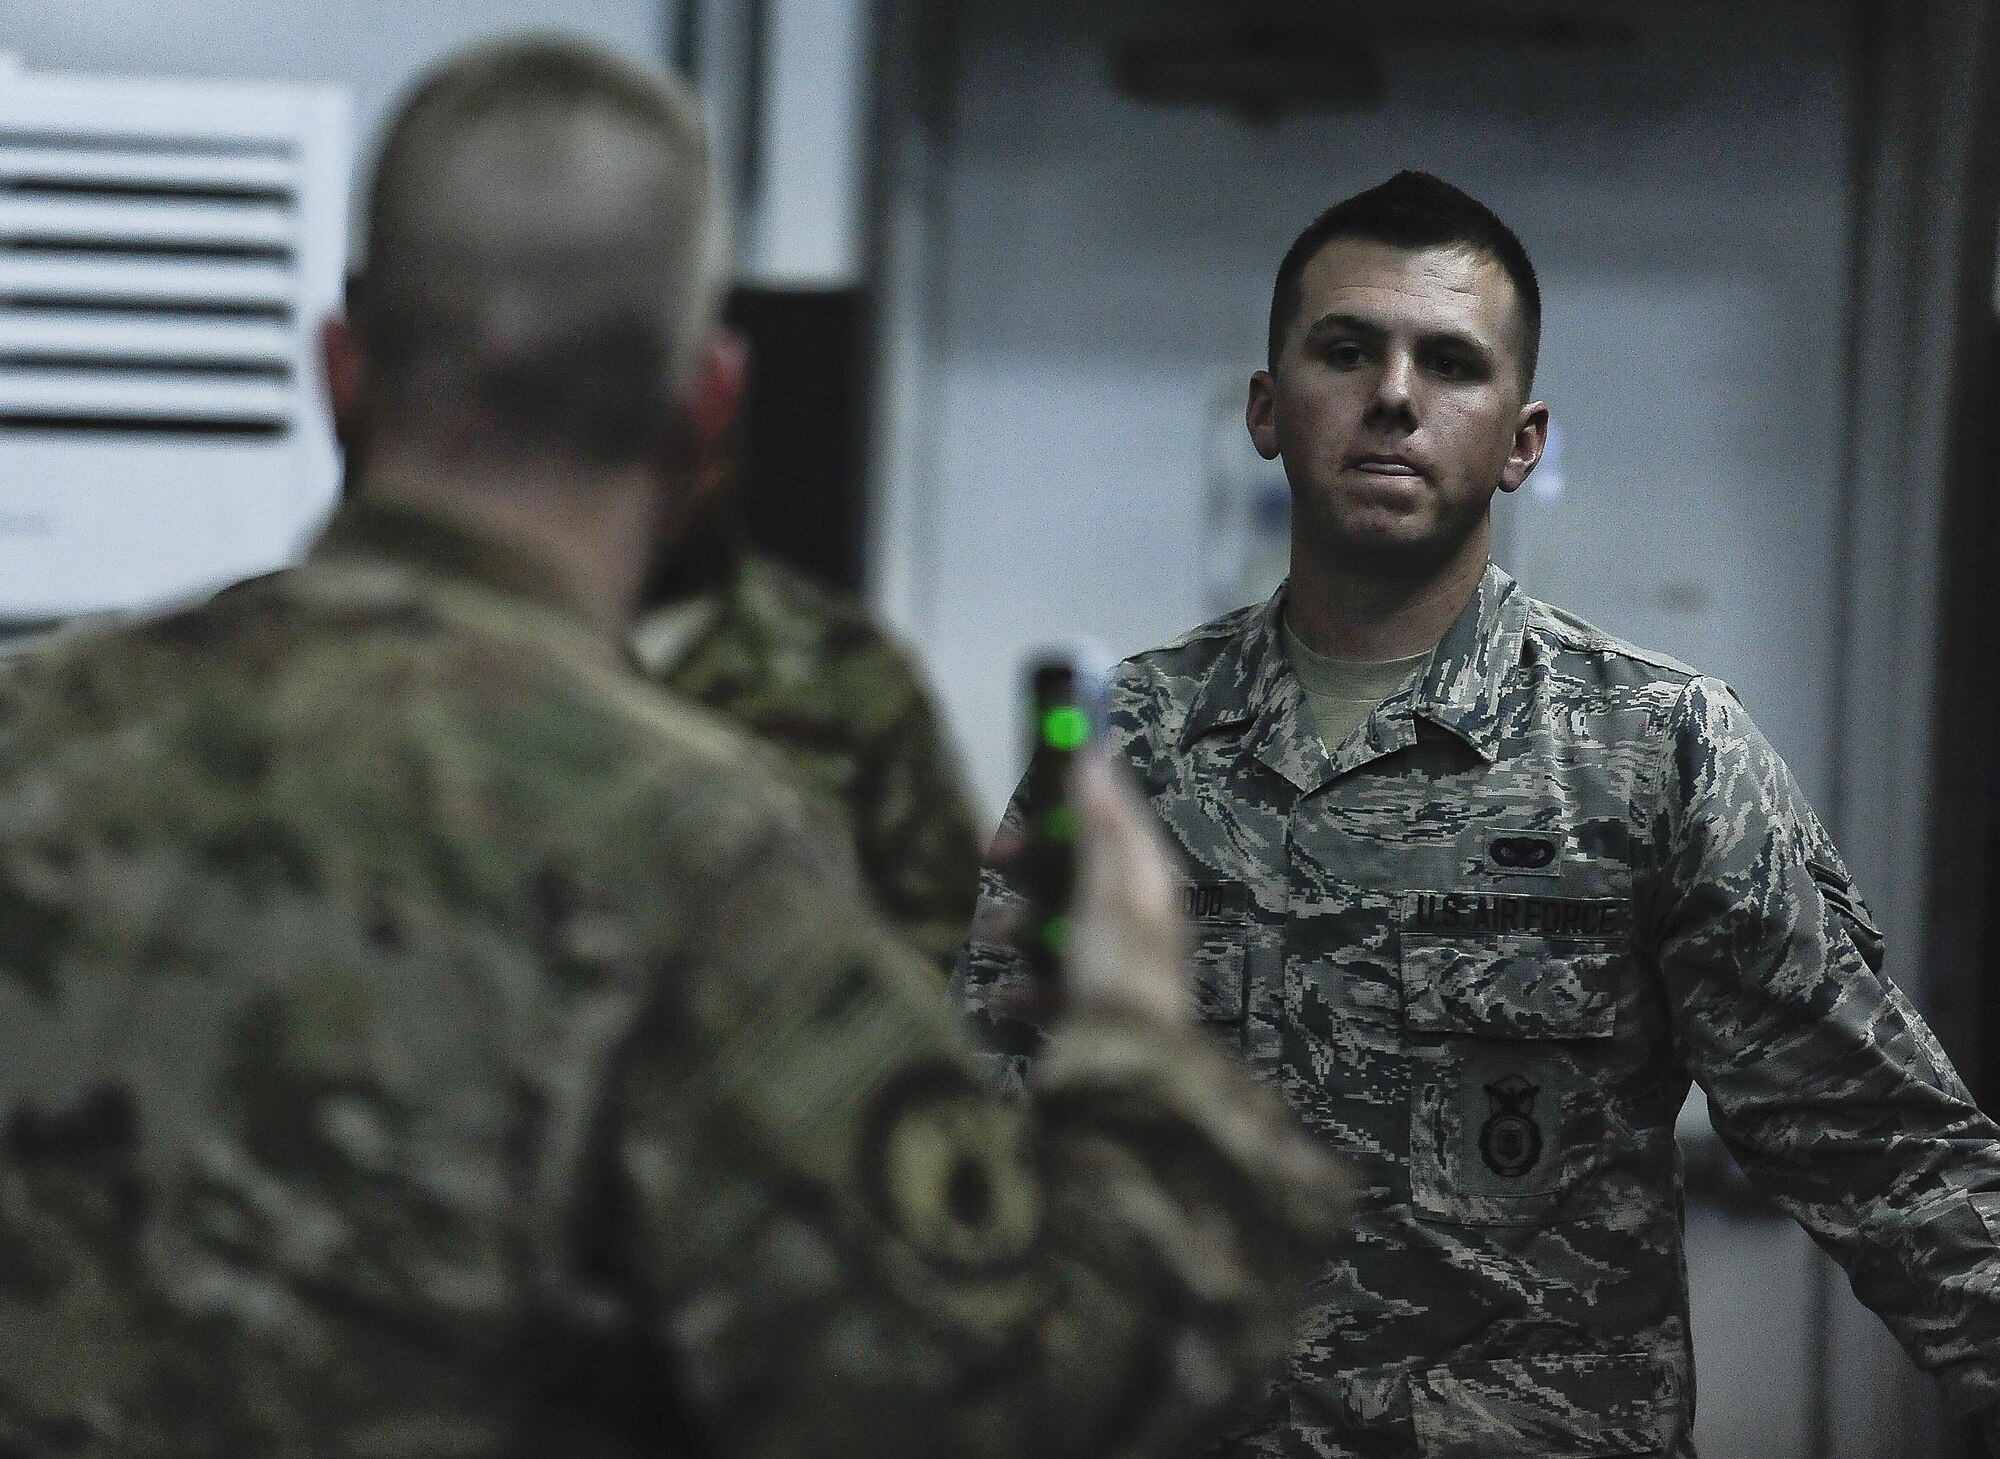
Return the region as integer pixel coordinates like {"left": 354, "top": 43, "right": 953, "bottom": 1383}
{"left": 1306, "top": 514, "right": 1487, "bottom": 583}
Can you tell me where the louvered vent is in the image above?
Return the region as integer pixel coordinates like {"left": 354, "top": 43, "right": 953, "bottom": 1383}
{"left": 0, "top": 66, "right": 349, "bottom": 618}
{"left": 0, "top": 135, "right": 302, "bottom": 435}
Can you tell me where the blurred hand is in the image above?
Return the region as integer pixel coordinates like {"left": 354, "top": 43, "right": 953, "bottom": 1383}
{"left": 1061, "top": 750, "right": 1192, "bottom": 1029}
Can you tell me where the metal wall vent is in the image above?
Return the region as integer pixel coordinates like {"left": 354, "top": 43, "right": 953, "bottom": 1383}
{"left": 0, "top": 134, "right": 303, "bottom": 435}
{"left": 0, "top": 67, "right": 349, "bottom": 620}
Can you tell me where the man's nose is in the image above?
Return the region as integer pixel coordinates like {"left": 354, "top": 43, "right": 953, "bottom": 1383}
{"left": 1365, "top": 351, "right": 1419, "bottom": 429}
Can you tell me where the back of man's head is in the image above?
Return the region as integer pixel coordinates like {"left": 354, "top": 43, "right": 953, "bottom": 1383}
{"left": 1267, "top": 171, "right": 1541, "bottom": 389}
{"left": 353, "top": 37, "right": 723, "bottom": 466}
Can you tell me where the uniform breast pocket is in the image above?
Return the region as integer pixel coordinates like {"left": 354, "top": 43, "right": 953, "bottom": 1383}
{"left": 1185, "top": 882, "right": 1252, "bottom": 1044}
{"left": 1400, "top": 933, "right": 1622, "bottom": 1226}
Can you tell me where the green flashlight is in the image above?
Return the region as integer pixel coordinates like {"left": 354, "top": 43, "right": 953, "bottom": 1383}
{"left": 1021, "top": 652, "right": 1103, "bottom": 984}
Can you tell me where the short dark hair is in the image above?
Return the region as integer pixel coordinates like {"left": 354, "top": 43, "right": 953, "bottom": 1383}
{"left": 356, "top": 37, "right": 720, "bottom": 464}
{"left": 1266, "top": 171, "right": 1541, "bottom": 389}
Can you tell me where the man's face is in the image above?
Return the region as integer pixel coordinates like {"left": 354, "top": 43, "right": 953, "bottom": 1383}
{"left": 1247, "top": 238, "right": 1547, "bottom": 581}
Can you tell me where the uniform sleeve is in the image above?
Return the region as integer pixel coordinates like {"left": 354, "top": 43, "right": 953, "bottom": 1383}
{"left": 616, "top": 803, "right": 1349, "bottom": 1459}
{"left": 847, "top": 667, "right": 986, "bottom": 980}
{"left": 949, "top": 778, "right": 1045, "bottom": 1095}
{"left": 1646, "top": 676, "right": 2000, "bottom": 1427}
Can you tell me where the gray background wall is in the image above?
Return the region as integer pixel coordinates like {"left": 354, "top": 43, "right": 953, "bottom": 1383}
{"left": 876, "top": 1, "right": 1850, "bottom": 827}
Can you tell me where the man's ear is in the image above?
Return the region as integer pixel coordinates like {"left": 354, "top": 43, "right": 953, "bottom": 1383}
{"left": 1246, "top": 369, "right": 1281, "bottom": 461}
{"left": 1499, "top": 400, "right": 1551, "bottom": 494}
{"left": 319, "top": 314, "right": 365, "bottom": 448}
{"left": 685, "top": 327, "right": 748, "bottom": 462}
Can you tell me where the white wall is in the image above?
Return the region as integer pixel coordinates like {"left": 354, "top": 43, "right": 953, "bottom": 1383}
{"left": 0, "top": 0, "right": 670, "bottom": 208}
{"left": 0, "top": 1, "right": 674, "bottom": 616}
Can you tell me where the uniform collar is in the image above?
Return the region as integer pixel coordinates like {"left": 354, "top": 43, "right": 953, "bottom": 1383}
{"left": 303, "top": 499, "right": 624, "bottom": 667}
{"left": 1179, "top": 591, "right": 1322, "bottom": 790}
{"left": 1411, "top": 562, "right": 1527, "bottom": 764}
{"left": 628, "top": 593, "right": 726, "bottom": 679}
{"left": 1178, "top": 562, "right": 1525, "bottom": 792}
{"left": 310, "top": 498, "right": 589, "bottom": 623}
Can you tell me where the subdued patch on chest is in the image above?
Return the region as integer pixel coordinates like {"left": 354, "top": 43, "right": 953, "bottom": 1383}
{"left": 1477, "top": 829, "right": 1562, "bottom": 878}
{"left": 1429, "top": 1050, "right": 1576, "bottom": 1205}
{"left": 1402, "top": 890, "right": 1626, "bottom": 939}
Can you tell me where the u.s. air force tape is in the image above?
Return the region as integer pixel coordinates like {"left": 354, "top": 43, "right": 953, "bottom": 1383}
{"left": 859, "top": 1063, "right": 1045, "bottom": 1275}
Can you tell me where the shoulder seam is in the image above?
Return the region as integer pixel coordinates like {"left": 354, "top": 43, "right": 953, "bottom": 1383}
{"left": 1523, "top": 600, "right": 1702, "bottom": 682}
{"left": 1122, "top": 603, "right": 1263, "bottom": 667}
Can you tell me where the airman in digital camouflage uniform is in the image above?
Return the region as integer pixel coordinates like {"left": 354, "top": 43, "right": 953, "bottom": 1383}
{"left": 0, "top": 38, "right": 1352, "bottom": 1457}
{"left": 631, "top": 514, "right": 982, "bottom": 976}
{"left": 959, "top": 171, "right": 2000, "bottom": 1457}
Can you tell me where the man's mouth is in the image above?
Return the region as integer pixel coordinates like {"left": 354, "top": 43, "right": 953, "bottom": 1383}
{"left": 1348, "top": 454, "right": 1425, "bottom": 478}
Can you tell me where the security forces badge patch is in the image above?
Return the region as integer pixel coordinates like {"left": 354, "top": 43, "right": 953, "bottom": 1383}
{"left": 1407, "top": 1051, "right": 1576, "bottom": 1221}
{"left": 1478, "top": 1073, "right": 1543, "bottom": 1178}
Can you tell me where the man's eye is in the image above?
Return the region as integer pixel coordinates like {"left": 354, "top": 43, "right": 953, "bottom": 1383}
{"left": 1428, "top": 354, "right": 1475, "bottom": 380}
{"left": 1325, "top": 342, "right": 1367, "bottom": 368}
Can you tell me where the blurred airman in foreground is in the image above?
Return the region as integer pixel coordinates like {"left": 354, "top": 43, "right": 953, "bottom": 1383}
{"left": 0, "top": 35, "right": 1348, "bottom": 1458}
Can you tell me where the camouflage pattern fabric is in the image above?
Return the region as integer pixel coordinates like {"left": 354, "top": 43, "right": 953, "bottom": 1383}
{"left": 959, "top": 562, "right": 2000, "bottom": 1458}
{"left": 631, "top": 550, "right": 982, "bottom": 976}
{"left": 0, "top": 500, "right": 1351, "bottom": 1458}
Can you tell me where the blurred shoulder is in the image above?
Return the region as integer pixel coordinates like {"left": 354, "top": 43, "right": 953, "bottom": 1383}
{"left": 0, "top": 562, "right": 834, "bottom": 894}
{"left": 734, "top": 552, "right": 870, "bottom": 638}
{"left": 731, "top": 554, "right": 933, "bottom": 705}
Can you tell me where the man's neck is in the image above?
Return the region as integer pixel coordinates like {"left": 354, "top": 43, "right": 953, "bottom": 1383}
{"left": 1283, "top": 522, "right": 1491, "bottom": 662}
{"left": 355, "top": 445, "right": 665, "bottom": 640}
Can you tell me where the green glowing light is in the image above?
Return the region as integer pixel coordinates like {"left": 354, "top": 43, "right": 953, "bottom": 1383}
{"left": 1039, "top": 915, "right": 1072, "bottom": 952}
{"left": 1041, "top": 705, "right": 1090, "bottom": 751}
{"left": 1041, "top": 805, "right": 1079, "bottom": 843}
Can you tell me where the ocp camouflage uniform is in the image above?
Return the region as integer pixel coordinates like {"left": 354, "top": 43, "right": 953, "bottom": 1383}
{"left": 959, "top": 564, "right": 2000, "bottom": 1458}
{"left": 631, "top": 547, "right": 982, "bottom": 976}
{"left": 0, "top": 500, "right": 1349, "bottom": 1458}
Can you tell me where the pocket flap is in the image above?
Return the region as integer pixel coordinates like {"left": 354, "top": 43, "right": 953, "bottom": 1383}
{"left": 1401, "top": 936, "right": 1618, "bottom": 1040}
{"left": 1411, "top": 1351, "right": 1671, "bottom": 1457}
{"left": 1191, "top": 920, "right": 1248, "bottom": 1026}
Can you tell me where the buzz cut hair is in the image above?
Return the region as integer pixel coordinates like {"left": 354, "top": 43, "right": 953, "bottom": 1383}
{"left": 354, "top": 35, "right": 726, "bottom": 463}
{"left": 1266, "top": 171, "right": 1541, "bottom": 390}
